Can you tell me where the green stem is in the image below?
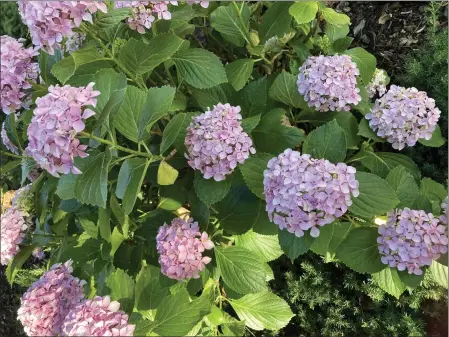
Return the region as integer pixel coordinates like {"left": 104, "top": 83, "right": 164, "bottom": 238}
{"left": 0, "top": 151, "right": 24, "bottom": 159}
{"left": 231, "top": 1, "right": 251, "bottom": 45}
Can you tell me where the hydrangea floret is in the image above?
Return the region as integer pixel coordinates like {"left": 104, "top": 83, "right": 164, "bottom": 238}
{"left": 366, "top": 68, "right": 388, "bottom": 98}
{"left": 0, "top": 206, "right": 29, "bottom": 265}
{"left": 263, "top": 149, "right": 359, "bottom": 238}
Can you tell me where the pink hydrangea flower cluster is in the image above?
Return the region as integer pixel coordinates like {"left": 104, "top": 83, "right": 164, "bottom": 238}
{"left": 25, "top": 83, "right": 100, "bottom": 177}
{"left": 18, "top": 260, "right": 86, "bottom": 336}
{"left": 1, "top": 122, "right": 19, "bottom": 154}
{"left": 378, "top": 208, "right": 449, "bottom": 275}
{"left": 365, "top": 85, "right": 441, "bottom": 150}
{"left": 156, "top": 217, "right": 214, "bottom": 280}
{"left": 1, "top": 35, "right": 38, "bottom": 114}
{"left": 297, "top": 55, "right": 362, "bottom": 112}
{"left": 61, "top": 295, "right": 135, "bottom": 336}
{"left": 18, "top": 1, "right": 107, "bottom": 54}
{"left": 263, "top": 149, "right": 360, "bottom": 238}
{"left": 366, "top": 68, "right": 388, "bottom": 98}
{"left": 185, "top": 103, "right": 256, "bottom": 181}
{"left": 0, "top": 207, "right": 29, "bottom": 265}
{"left": 114, "top": 1, "right": 178, "bottom": 33}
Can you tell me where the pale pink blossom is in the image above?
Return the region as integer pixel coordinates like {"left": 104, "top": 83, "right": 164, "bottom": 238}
{"left": 0, "top": 206, "right": 29, "bottom": 265}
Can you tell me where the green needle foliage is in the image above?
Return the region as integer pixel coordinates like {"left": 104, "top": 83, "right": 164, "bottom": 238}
{"left": 0, "top": 2, "right": 28, "bottom": 39}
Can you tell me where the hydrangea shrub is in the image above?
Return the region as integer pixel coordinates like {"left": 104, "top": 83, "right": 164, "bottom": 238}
{"left": 1, "top": 1, "right": 447, "bottom": 336}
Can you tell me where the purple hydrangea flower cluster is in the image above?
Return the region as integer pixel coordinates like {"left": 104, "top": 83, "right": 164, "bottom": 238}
{"left": 185, "top": 103, "right": 256, "bottom": 181}
{"left": 114, "top": 1, "right": 178, "bottom": 33}
{"left": 18, "top": 1, "right": 107, "bottom": 55}
{"left": 378, "top": 208, "right": 449, "bottom": 275}
{"left": 1, "top": 122, "right": 19, "bottom": 154}
{"left": 17, "top": 260, "right": 86, "bottom": 336}
{"left": 25, "top": 83, "right": 100, "bottom": 177}
{"left": 1, "top": 35, "right": 38, "bottom": 114}
{"left": 365, "top": 85, "right": 441, "bottom": 150}
{"left": 61, "top": 296, "right": 135, "bottom": 336}
{"left": 0, "top": 206, "right": 29, "bottom": 265}
{"left": 366, "top": 68, "right": 388, "bottom": 98}
{"left": 156, "top": 217, "right": 214, "bottom": 280}
{"left": 263, "top": 149, "right": 360, "bottom": 238}
{"left": 297, "top": 55, "right": 362, "bottom": 112}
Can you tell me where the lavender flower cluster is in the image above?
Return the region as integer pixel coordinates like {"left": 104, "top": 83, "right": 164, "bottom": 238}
{"left": 18, "top": 1, "right": 107, "bottom": 55}
{"left": 365, "top": 85, "right": 441, "bottom": 150}
{"left": 366, "top": 68, "right": 388, "bottom": 98}
{"left": 0, "top": 207, "right": 29, "bottom": 265}
{"left": 17, "top": 260, "right": 86, "bottom": 336}
{"left": 263, "top": 149, "right": 360, "bottom": 238}
{"left": 25, "top": 83, "right": 100, "bottom": 177}
{"left": 62, "top": 296, "right": 135, "bottom": 336}
{"left": 297, "top": 55, "right": 362, "bottom": 112}
{"left": 156, "top": 217, "right": 214, "bottom": 280}
{"left": 185, "top": 103, "right": 256, "bottom": 181}
{"left": 1, "top": 35, "right": 38, "bottom": 114}
{"left": 1, "top": 122, "right": 19, "bottom": 154}
{"left": 378, "top": 208, "right": 448, "bottom": 275}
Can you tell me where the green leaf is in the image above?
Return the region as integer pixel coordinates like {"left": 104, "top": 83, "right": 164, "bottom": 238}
{"left": 158, "top": 183, "right": 188, "bottom": 211}
{"left": 6, "top": 245, "right": 35, "bottom": 285}
{"left": 398, "top": 270, "right": 425, "bottom": 289}
{"left": 334, "top": 112, "right": 360, "bottom": 149}
{"left": 336, "top": 227, "right": 386, "bottom": 273}
{"left": 0, "top": 160, "right": 21, "bottom": 176}
{"left": 239, "top": 153, "right": 272, "bottom": 199}
{"left": 137, "top": 86, "right": 176, "bottom": 141}
{"left": 279, "top": 230, "right": 314, "bottom": 260}
{"left": 216, "top": 186, "right": 263, "bottom": 235}
{"left": 98, "top": 207, "right": 111, "bottom": 242}
{"left": 157, "top": 161, "right": 179, "bottom": 186}
{"left": 310, "top": 221, "right": 354, "bottom": 261}
{"left": 225, "top": 59, "right": 255, "bottom": 91}
{"left": 429, "top": 261, "right": 448, "bottom": 288}
{"left": 230, "top": 291, "right": 294, "bottom": 331}
{"left": 4, "top": 114, "right": 22, "bottom": 151}
{"left": 160, "top": 112, "right": 192, "bottom": 154}
{"left": 92, "top": 69, "right": 127, "bottom": 115}
{"left": 57, "top": 233, "right": 102, "bottom": 267}
{"left": 56, "top": 155, "right": 92, "bottom": 201}
{"left": 332, "top": 36, "right": 353, "bottom": 53}
{"left": 418, "top": 124, "right": 446, "bottom": 147}
{"left": 349, "top": 172, "right": 399, "bottom": 218}
{"left": 303, "top": 119, "right": 347, "bottom": 163}
{"left": 105, "top": 268, "right": 135, "bottom": 314}
{"left": 194, "top": 171, "right": 231, "bottom": 206}
{"left": 210, "top": 3, "right": 250, "bottom": 47}
{"left": 259, "top": 2, "right": 292, "bottom": 43}
{"left": 173, "top": 48, "right": 227, "bottom": 89}
{"left": 241, "top": 114, "right": 261, "bottom": 133}
{"left": 92, "top": 7, "right": 132, "bottom": 30}
{"left": 192, "top": 83, "right": 236, "bottom": 111}
{"left": 116, "top": 158, "right": 150, "bottom": 214}
{"left": 75, "top": 150, "right": 111, "bottom": 208}
{"left": 135, "top": 264, "right": 176, "bottom": 311}
{"left": 289, "top": 2, "right": 318, "bottom": 24}
{"left": 238, "top": 77, "right": 269, "bottom": 117}
{"left": 358, "top": 118, "right": 384, "bottom": 142}
{"left": 269, "top": 71, "right": 305, "bottom": 108}
{"left": 170, "top": 90, "right": 187, "bottom": 112}
{"left": 320, "top": 7, "right": 350, "bottom": 26}
{"left": 386, "top": 166, "right": 419, "bottom": 208}
{"left": 325, "top": 23, "right": 349, "bottom": 43}
{"left": 21, "top": 158, "right": 37, "bottom": 184}
{"left": 78, "top": 217, "right": 98, "bottom": 238}
{"left": 110, "top": 226, "right": 125, "bottom": 256}
{"left": 235, "top": 230, "right": 282, "bottom": 262}
{"left": 344, "top": 48, "right": 376, "bottom": 84}
{"left": 215, "top": 246, "right": 268, "bottom": 294}
{"left": 252, "top": 109, "right": 305, "bottom": 154}
{"left": 38, "top": 49, "right": 61, "bottom": 84}
{"left": 420, "top": 178, "right": 448, "bottom": 202}
{"left": 119, "top": 34, "right": 184, "bottom": 76}
{"left": 188, "top": 190, "right": 210, "bottom": 228}
{"left": 372, "top": 268, "right": 406, "bottom": 299}
{"left": 50, "top": 56, "right": 75, "bottom": 84}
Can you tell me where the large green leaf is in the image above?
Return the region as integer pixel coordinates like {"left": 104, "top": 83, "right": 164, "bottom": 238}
{"left": 336, "top": 227, "right": 386, "bottom": 273}
{"left": 420, "top": 177, "right": 448, "bottom": 202}
{"left": 252, "top": 109, "right": 305, "bottom": 154}
{"left": 74, "top": 150, "right": 111, "bottom": 208}
{"left": 92, "top": 7, "right": 131, "bottom": 30}
{"left": 210, "top": 3, "right": 250, "bottom": 47}
{"left": 372, "top": 267, "right": 407, "bottom": 299}
{"left": 386, "top": 166, "right": 419, "bottom": 208}
{"left": 320, "top": 8, "right": 350, "bottom": 26}
{"left": 303, "top": 119, "right": 347, "bottom": 163}
{"left": 215, "top": 246, "right": 268, "bottom": 294}
{"left": 194, "top": 172, "right": 231, "bottom": 206}
{"left": 344, "top": 48, "right": 376, "bottom": 84}
{"left": 418, "top": 124, "right": 446, "bottom": 147}
{"left": 429, "top": 261, "right": 448, "bottom": 288}
{"left": 116, "top": 158, "right": 150, "bottom": 214}
{"left": 269, "top": 71, "right": 305, "bottom": 108}
{"left": 160, "top": 112, "right": 193, "bottom": 154}
{"left": 230, "top": 291, "right": 293, "bottom": 331}
{"left": 334, "top": 112, "right": 361, "bottom": 149}
{"left": 172, "top": 49, "right": 227, "bottom": 89}
{"left": 349, "top": 172, "right": 399, "bottom": 218}
{"left": 216, "top": 186, "right": 263, "bottom": 235}
{"left": 235, "top": 230, "right": 282, "bottom": 262}
{"left": 279, "top": 230, "right": 314, "bottom": 260}
{"left": 119, "top": 34, "right": 184, "bottom": 76}
{"left": 289, "top": 2, "right": 318, "bottom": 24}
{"left": 98, "top": 207, "right": 111, "bottom": 242}
{"left": 157, "top": 161, "right": 179, "bottom": 186}
{"left": 192, "top": 84, "right": 236, "bottom": 111}
{"left": 239, "top": 153, "right": 272, "bottom": 199}
{"left": 92, "top": 69, "right": 127, "bottom": 115}
{"left": 6, "top": 245, "right": 35, "bottom": 285}
{"left": 238, "top": 77, "right": 269, "bottom": 117}
{"left": 105, "top": 268, "right": 135, "bottom": 314}
{"left": 358, "top": 118, "right": 384, "bottom": 142}
{"left": 310, "top": 221, "right": 354, "bottom": 261}
{"left": 259, "top": 2, "right": 292, "bottom": 43}
{"left": 225, "top": 59, "right": 255, "bottom": 91}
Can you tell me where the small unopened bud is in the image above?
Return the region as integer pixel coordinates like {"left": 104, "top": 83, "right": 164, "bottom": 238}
{"left": 248, "top": 30, "right": 260, "bottom": 47}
